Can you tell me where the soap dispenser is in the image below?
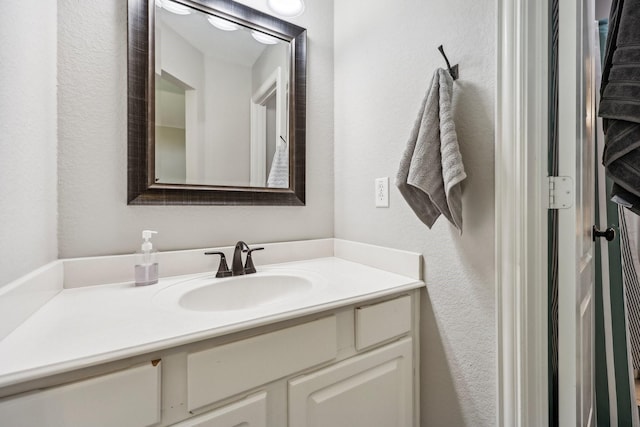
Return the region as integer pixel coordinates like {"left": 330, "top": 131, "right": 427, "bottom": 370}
{"left": 135, "top": 230, "right": 158, "bottom": 286}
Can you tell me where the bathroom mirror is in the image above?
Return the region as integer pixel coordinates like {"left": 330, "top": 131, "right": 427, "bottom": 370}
{"left": 128, "top": 0, "right": 306, "bottom": 205}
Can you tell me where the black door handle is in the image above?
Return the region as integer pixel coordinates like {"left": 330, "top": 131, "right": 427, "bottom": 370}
{"left": 592, "top": 225, "right": 615, "bottom": 242}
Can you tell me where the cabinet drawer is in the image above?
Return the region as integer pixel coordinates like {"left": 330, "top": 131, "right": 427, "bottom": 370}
{"left": 355, "top": 295, "right": 411, "bottom": 350}
{"left": 0, "top": 362, "right": 161, "bottom": 427}
{"left": 173, "top": 392, "right": 267, "bottom": 427}
{"left": 187, "top": 316, "right": 337, "bottom": 411}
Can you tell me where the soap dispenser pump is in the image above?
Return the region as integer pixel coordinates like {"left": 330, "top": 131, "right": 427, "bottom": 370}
{"left": 135, "top": 230, "right": 159, "bottom": 286}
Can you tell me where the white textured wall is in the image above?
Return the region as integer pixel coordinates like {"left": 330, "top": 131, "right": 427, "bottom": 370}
{"left": 0, "top": 1, "right": 58, "bottom": 287}
{"left": 334, "top": 0, "right": 496, "bottom": 425}
{"left": 57, "top": 0, "right": 334, "bottom": 257}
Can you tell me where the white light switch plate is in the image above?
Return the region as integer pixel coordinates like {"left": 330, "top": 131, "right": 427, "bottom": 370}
{"left": 375, "top": 177, "right": 389, "bottom": 208}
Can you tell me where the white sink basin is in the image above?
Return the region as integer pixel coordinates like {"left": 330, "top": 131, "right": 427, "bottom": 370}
{"left": 153, "top": 271, "right": 321, "bottom": 312}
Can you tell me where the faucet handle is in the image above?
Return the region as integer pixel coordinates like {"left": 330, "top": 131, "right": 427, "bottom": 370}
{"left": 204, "top": 251, "right": 232, "bottom": 278}
{"left": 244, "top": 247, "right": 264, "bottom": 274}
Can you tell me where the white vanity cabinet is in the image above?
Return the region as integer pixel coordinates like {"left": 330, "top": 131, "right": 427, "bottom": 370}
{"left": 176, "top": 292, "right": 419, "bottom": 427}
{"left": 0, "top": 291, "right": 419, "bottom": 427}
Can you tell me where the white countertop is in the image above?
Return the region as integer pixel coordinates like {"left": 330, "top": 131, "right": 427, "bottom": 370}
{"left": 0, "top": 257, "right": 422, "bottom": 389}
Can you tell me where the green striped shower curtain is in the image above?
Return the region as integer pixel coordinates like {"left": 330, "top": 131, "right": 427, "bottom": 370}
{"left": 592, "top": 18, "right": 638, "bottom": 427}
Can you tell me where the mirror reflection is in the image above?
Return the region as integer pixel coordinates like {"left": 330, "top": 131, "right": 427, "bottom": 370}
{"left": 154, "top": 1, "right": 290, "bottom": 188}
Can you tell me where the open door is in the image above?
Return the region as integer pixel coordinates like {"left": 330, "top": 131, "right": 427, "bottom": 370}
{"left": 556, "top": 0, "right": 597, "bottom": 425}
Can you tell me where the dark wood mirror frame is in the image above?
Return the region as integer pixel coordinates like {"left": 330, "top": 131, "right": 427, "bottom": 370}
{"left": 127, "top": 0, "right": 306, "bottom": 205}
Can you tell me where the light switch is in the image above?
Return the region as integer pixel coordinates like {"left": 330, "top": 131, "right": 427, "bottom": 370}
{"left": 375, "top": 177, "right": 389, "bottom": 208}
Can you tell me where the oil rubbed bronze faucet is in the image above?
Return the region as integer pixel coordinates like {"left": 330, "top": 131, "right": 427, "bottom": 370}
{"left": 244, "top": 245, "right": 265, "bottom": 274}
{"left": 232, "top": 241, "right": 264, "bottom": 275}
{"left": 203, "top": 251, "right": 232, "bottom": 278}
{"left": 206, "top": 242, "right": 264, "bottom": 278}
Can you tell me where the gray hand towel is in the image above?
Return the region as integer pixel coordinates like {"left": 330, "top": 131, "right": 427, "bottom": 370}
{"left": 396, "top": 68, "right": 466, "bottom": 232}
{"left": 599, "top": 0, "right": 640, "bottom": 207}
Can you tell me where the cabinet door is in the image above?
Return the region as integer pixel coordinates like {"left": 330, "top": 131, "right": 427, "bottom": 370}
{"left": 172, "top": 392, "right": 266, "bottom": 427}
{"left": 0, "top": 362, "right": 161, "bottom": 427}
{"left": 289, "top": 338, "right": 413, "bottom": 427}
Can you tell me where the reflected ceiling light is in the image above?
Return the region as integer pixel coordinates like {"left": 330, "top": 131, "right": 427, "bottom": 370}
{"left": 267, "top": 0, "right": 305, "bottom": 17}
{"left": 207, "top": 15, "right": 240, "bottom": 31}
{"left": 251, "top": 31, "right": 279, "bottom": 45}
{"left": 157, "top": 0, "right": 192, "bottom": 15}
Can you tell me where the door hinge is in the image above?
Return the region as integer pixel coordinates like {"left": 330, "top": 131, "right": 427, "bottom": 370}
{"left": 548, "top": 176, "right": 573, "bottom": 209}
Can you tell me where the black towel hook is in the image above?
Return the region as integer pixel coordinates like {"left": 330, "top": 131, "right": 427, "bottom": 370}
{"left": 437, "top": 45, "right": 459, "bottom": 80}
